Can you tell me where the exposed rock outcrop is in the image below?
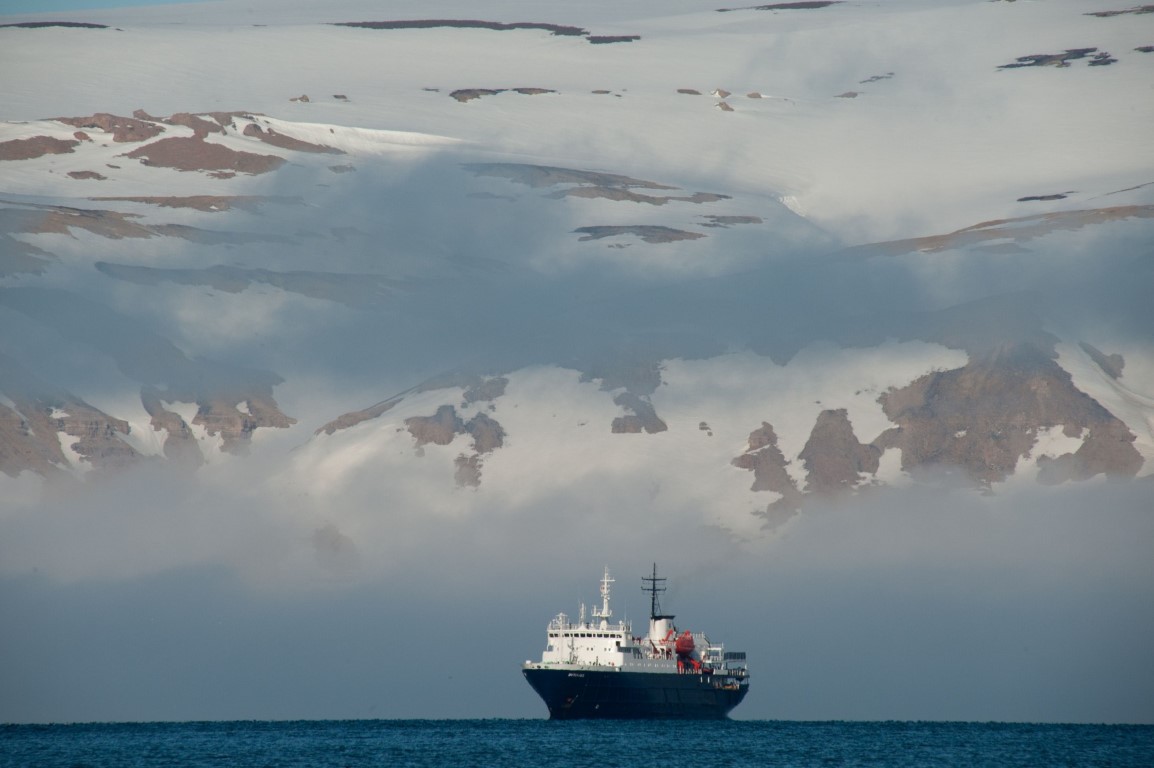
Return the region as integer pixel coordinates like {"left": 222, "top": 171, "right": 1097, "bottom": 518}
{"left": 574, "top": 225, "right": 706, "bottom": 244}
{"left": 405, "top": 404, "right": 506, "bottom": 487}
{"left": 56, "top": 113, "right": 164, "bottom": 143}
{"left": 124, "top": 135, "right": 286, "bottom": 175}
{"left": 799, "top": 408, "right": 880, "bottom": 494}
{"left": 611, "top": 392, "right": 668, "bottom": 434}
{"left": 1079, "top": 342, "right": 1125, "bottom": 379}
{"left": 875, "top": 342, "right": 1142, "bottom": 485}
{"left": 0, "top": 135, "right": 79, "bottom": 161}
{"left": 732, "top": 422, "right": 803, "bottom": 522}
{"left": 0, "top": 354, "right": 141, "bottom": 478}
{"left": 140, "top": 386, "right": 203, "bottom": 468}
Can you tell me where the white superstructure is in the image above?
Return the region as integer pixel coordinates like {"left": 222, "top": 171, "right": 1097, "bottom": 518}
{"left": 527, "top": 566, "right": 748, "bottom": 677}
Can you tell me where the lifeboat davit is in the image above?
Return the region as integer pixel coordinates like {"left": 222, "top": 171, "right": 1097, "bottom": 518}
{"left": 675, "top": 630, "right": 695, "bottom": 656}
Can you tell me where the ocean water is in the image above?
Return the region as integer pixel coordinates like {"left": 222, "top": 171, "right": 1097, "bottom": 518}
{"left": 2, "top": 719, "right": 1152, "bottom": 767}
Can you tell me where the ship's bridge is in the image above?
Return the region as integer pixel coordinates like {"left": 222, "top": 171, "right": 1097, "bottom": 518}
{"left": 527, "top": 566, "right": 749, "bottom": 678}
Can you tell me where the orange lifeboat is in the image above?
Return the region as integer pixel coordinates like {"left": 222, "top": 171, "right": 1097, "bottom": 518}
{"left": 675, "top": 630, "right": 695, "bottom": 657}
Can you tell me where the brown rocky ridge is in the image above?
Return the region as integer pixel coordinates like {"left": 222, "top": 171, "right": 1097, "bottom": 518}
{"left": 611, "top": 392, "right": 668, "bottom": 434}
{"left": 0, "top": 135, "right": 79, "bottom": 161}
{"left": 1079, "top": 342, "right": 1125, "bottom": 379}
{"left": 875, "top": 342, "right": 1142, "bottom": 486}
{"left": 0, "top": 21, "right": 108, "bottom": 28}
{"left": 140, "top": 386, "right": 202, "bottom": 468}
{"left": 242, "top": 123, "right": 344, "bottom": 154}
{"left": 1085, "top": 5, "right": 1154, "bottom": 17}
{"left": 998, "top": 48, "right": 1116, "bottom": 68}
{"left": 55, "top": 113, "right": 164, "bottom": 143}
{"left": 405, "top": 404, "right": 506, "bottom": 487}
{"left": 731, "top": 422, "right": 804, "bottom": 525}
{"left": 318, "top": 376, "right": 509, "bottom": 437}
{"left": 449, "top": 88, "right": 556, "bottom": 103}
{"left": 332, "top": 19, "right": 640, "bottom": 44}
{"left": 700, "top": 215, "right": 763, "bottom": 227}
{"left": 0, "top": 353, "right": 141, "bottom": 479}
{"left": 124, "top": 136, "right": 285, "bottom": 175}
{"left": 574, "top": 225, "right": 706, "bottom": 244}
{"left": 718, "top": 2, "right": 841, "bottom": 11}
{"left": 838, "top": 206, "right": 1154, "bottom": 257}
{"left": 798, "top": 409, "right": 881, "bottom": 494}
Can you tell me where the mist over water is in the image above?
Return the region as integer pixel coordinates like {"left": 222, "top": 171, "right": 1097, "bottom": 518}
{"left": 2, "top": 472, "right": 1151, "bottom": 723}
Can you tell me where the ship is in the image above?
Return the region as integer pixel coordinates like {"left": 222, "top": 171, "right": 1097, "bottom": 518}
{"left": 522, "top": 564, "right": 749, "bottom": 719}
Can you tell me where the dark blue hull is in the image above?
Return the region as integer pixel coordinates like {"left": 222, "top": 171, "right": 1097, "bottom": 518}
{"left": 522, "top": 667, "right": 748, "bottom": 719}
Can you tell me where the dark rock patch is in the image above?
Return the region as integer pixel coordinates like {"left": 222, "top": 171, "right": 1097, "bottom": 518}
{"left": 556, "top": 188, "right": 728, "bottom": 205}
{"left": 404, "top": 403, "right": 506, "bottom": 486}
{"left": 0, "top": 352, "right": 140, "bottom": 478}
{"left": 124, "top": 136, "right": 285, "bottom": 175}
{"left": 1079, "top": 342, "right": 1125, "bottom": 379}
{"left": 242, "top": 123, "right": 344, "bottom": 154}
{"left": 588, "top": 35, "right": 640, "bottom": 44}
{"left": 998, "top": 48, "right": 1114, "bottom": 68}
{"left": 0, "top": 202, "right": 153, "bottom": 240}
{"left": 874, "top": 342, "right": 1142, "bottom": 486}
{"left": 575, "top": 225, "right": 706, "bottom": 244}
{"left": 700, "top": 215, "right": 763, "bottom": 228}
{"left": 464, "top": 411, "right": 505, "bottom": 453}
{"left": 67, "top": 170, "right": 106, "bottom": 180}
{"left": 678, "top": 88, "right": 702, "bottom": 95}
{"left": 1085, "top": 5, "right": 1154, "bottom": 17}
{"left": 166, "top": 112, "right": 224, "bottom": 137}
{"left": 0, "top": 135, "right": 79, "bottom": 161}
{"left": 464, "top": 377, "right": 508, "bottom": 403}
{"left": 406, "top": 404, "right": 464, "bottom": 447}
{"left": 611, "top": 392, "right": 668, "bottom": 434}
{"left": 799, "top": 409, "right": 880, "bottom": 494}
{"left": 318, "top": 399, "right": 400, "bottom": 436}
{"left": 718, "top": 2, "right": 840, "bottom": 11}
{"left": 450, "top": 88, "right": 504, "bottom": 103}
{"left": 449, "top": 88, "right": 555, "bottom": 102}
{"left": 1017, "top": 193, "right": 1069, "bottom": 202}
{"left": 0, "top": 21, "right": 109, "bottom": 28}
{"left": 840, "top": 205, "right": 1154, "bottom": 256}
{"left": 334, "top": 20, "right": 588, "bottom": 36}
{"left": 1036, "top": 421, "right": 1143, "bottom": 484}
{"left": 140, "top": 385, "right": 203, "bottom": 468}
{"left": 56, "top": 113, "right": 164, "bottom": 142}
{"left": 731, "top": 421, "right": 803, "bottom": 521}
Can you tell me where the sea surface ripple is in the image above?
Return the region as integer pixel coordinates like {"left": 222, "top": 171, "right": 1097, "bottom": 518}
{"left": 2, "top": 719, "right": 1152, "bottom": 767}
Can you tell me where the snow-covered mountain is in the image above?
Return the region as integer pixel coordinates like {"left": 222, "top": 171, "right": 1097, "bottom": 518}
{"left": 5, "top": 0, "right": 1154, "bottom": 725}
{"left": 2, "top": 0, "right": 1152, "bottom": 553}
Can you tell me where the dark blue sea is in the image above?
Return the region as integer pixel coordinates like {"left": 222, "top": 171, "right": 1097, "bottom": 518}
{"left": 2, "top": 720, "right": 1152, "bottom": 767}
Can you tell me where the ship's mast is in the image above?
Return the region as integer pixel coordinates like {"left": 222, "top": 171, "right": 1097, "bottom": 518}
{"left": 642, "top": 562, "right": 671, "bottom": 620}
{"left": 591, "top": 565, "right": 614, "bottom": 629}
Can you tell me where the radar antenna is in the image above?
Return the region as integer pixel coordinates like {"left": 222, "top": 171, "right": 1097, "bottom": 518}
{"left": 642, "top": 562, "right": 670, "bottom": 620}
